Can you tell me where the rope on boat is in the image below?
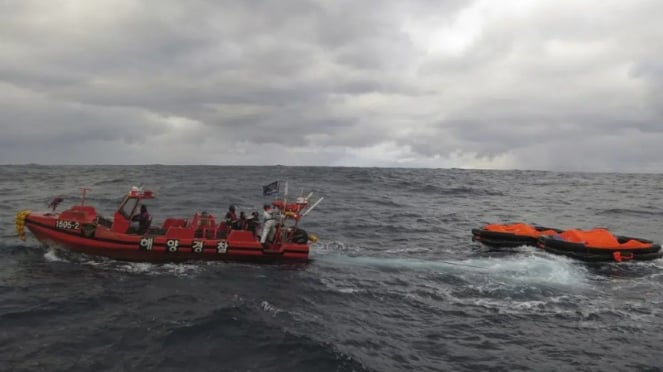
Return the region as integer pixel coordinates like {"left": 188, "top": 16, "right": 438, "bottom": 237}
{"left": 15, "top": 210, "right": 31, "bottom": 241}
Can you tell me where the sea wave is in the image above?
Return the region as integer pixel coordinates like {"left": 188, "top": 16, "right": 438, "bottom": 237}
{"left": 2, "top": 166, "right": 663, "bottom": 371}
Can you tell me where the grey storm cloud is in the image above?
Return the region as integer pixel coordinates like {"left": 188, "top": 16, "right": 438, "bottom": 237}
{"left": 1, "top": 0, "right": 662, "bottom": 171}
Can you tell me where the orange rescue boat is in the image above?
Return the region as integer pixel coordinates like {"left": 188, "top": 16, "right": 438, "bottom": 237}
{"left": 15, "top": 186, "right": 321, "bottom": 263}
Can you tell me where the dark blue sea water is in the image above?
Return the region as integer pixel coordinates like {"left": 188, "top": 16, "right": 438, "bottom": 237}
{"left": 1, "top": 165, "right": 663, "bottom": 371}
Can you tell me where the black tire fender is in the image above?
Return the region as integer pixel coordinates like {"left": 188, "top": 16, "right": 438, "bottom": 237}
{"left": 81, "top": 223, "right": 96, "bottom": 238}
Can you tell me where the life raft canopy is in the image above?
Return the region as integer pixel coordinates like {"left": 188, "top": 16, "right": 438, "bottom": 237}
{"left": 553, "top": 228, "right": 653, "bottom": 249}
{"left": 483, "top": 223, "right": 560, "bottom": 238}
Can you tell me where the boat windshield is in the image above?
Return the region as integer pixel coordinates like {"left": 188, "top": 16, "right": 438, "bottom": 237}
{"left": 118, "top": 197, "right": 140, "bottom": 219}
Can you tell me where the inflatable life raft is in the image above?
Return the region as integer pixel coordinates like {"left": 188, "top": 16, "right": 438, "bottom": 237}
{"left": 471, "top": 223, "right": 562, "bottom": 248}
{"left": 538, "top": 228, "right": 663, "bottom": 262}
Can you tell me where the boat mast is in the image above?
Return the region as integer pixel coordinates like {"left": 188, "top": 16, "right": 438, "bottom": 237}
{"left": 80, "top": 188, "right": 90, "bottom": 206}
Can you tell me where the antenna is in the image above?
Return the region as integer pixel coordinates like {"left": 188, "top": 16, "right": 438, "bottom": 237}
{"left": 80, "top": 188, "right": 90, "bottom": 206}
{"left": 302, "top": 197, "right": 324, "bottom": 217}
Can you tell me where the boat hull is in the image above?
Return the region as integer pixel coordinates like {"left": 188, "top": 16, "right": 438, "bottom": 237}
{"left": 471, "top": 229, "right": 538, "bottom": 248}
{"left": 25, "top": 216, "right": 309, "bottom": 263}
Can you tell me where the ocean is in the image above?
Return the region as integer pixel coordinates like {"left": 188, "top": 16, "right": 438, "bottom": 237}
{"left": 1, "top": 165, "right": 662, "bottom": 371}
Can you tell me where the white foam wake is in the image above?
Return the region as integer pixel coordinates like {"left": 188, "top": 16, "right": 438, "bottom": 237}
{"left": 313, "top": 251, "right": 591, "bottom": 289}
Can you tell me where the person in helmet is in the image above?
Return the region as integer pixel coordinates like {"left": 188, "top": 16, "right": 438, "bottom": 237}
{"left": 225, "top": 205, "right": 238, "bottom": 229}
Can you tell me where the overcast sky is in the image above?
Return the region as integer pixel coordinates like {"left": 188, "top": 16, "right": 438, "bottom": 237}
{"left": 1, "top": 0, "right": 662, "bottom": 172}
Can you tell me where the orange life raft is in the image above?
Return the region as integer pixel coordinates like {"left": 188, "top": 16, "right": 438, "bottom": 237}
{"left": 538, "top": 228, "right": 662, "bottom": 262}
{"left": 471, "top": 223, "right": 562, "bottom": 248}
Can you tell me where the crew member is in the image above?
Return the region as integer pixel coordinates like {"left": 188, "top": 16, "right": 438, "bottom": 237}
{"left": 247, "top": 211, "right": 260, "bottom": 236}
{"left": 225, "top": 205, "right": 238, "bottom": 229}
{"left": 132, "top": 205, "right": 152, "bottom": 234}
{"left": 238, "top": 211, "right": 247, "bottom": 230}
{"left": 260, "top": 204, "right": 276, "bottom": 245}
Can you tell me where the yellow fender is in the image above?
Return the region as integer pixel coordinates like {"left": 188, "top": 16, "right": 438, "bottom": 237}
{"left": 307, "top": 233, "right": 318, "bottom": 243}
{"left": 284, "top": 211, "right": 298, "bottom": 218}
{"left": 15, "top": 210, "right": 31, "bottom": 241}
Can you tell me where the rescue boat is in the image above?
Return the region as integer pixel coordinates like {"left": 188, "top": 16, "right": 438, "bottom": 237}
{"left": 471, "top": 223, "right": 562, "bottom": 248}
{"left": 15, "top": 187, "right": 321, "bottom": 263}
{"left": 537, "top": 228, "right": 663, "bottom": 262}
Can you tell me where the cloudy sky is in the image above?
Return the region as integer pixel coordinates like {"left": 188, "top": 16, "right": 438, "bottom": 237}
{"left": 1, "top": 0, "right": 662, "bottom": 172}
